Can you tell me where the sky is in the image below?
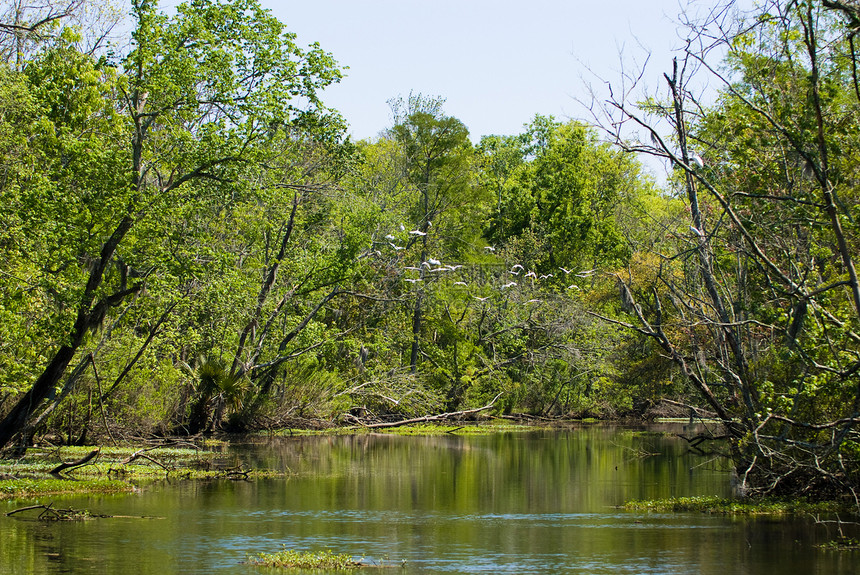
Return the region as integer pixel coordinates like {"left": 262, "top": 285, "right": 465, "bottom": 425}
{"left": 262, "top": 0, "right": 729, "bottom": 145}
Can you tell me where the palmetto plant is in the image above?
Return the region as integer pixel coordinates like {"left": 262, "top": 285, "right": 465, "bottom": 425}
{"left": 188, "top": 356, "right": 251, "bottom": 433}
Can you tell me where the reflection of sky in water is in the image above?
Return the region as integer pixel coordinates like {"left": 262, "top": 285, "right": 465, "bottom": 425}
{"left": 1, "top": 426, "right": 855, "bottom": 574}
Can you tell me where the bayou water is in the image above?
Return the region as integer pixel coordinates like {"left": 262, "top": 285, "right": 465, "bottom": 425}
{"left": 1, "top": 424, "right": 856, "bottom": 574}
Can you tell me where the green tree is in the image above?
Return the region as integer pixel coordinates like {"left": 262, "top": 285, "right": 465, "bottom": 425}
{"left": 387, "top": 94, "right": 487, "bottom": 374}
{"left": 481, "top": 117, "right": 645, "bottom": 278}
{"left": 0, "top": 0, "right": 345, "bottom": 450}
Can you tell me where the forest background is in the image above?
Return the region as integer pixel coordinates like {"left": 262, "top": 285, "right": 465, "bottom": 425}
{"left": 0, "top": 0, "right": 858, "bottom": 502}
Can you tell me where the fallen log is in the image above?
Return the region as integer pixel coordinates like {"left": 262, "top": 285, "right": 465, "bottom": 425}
{"left": 6, "top": 504, "right": 49, "bottom": 517}
{"left": 50, "top": 449, "right": 100, "bottom": 475}
{"left": 7, "top": 503, "right": 164, "bottom": 521}
{"left": 350, "top": 393, "right": 503, "bottom": 429}
{"left": 121, "top": 446, "right": 172, "bottom": 471}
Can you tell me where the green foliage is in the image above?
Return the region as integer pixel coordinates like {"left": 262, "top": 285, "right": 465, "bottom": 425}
{"left": 623, "top": 495, "right": 846, "bottom": 515}
{"left": 0, "top": 0, "right": 684, "bottom": 445}
{"left": 248, "top": 547, "right": 363, "bottom": 569}
{"left": 480, "top": 116, "right": 650, "bottom": 273}
{"left": 0, "top": 0, "right": 358, "bottom": 443}
{"left": 0, "top": 477, "right": 133, "bottom": 500}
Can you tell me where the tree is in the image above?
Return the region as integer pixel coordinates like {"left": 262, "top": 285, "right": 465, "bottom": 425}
{"left": 0, "top": 0, "right": 124, "bottom": 69}
{"left": 387, "top": 94, "right": 485, "bottom": 374}
{"left": 481, "top": 116, "right": 646, "bottom": 279}
{"left": 593, "top": 0, "right": 860, "bottom": 500}
{"left": 0, "top": 0, "right": 345, "bottom": 450}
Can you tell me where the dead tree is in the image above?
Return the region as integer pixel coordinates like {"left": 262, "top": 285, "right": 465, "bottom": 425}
{"left": 586, "top": 0, "right": 860, "bottom": 502}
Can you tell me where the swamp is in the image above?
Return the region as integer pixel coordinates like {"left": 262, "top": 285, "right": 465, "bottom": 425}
{"left": 1, "top": 423, "right": 858, "bottom": 574}
{"left": 2, "top": 0, "right": 860, "bottom": 572}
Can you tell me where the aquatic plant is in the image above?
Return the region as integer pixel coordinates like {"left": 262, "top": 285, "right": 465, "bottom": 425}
{"left": 248, "top": 547, "right": 363, "bottom": 569}
{"left": 0, "top": 477, "right": 133, "bottom": 500}
{"left": 623, "top": 495, "right": 848, "bottom": 515}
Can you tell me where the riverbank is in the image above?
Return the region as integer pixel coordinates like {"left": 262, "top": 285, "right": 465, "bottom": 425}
{"left": 0, "top": 418, "right": 679, "bottom": 500}
{"left": 0, "top": 440, "right": 285, "bottom": 500}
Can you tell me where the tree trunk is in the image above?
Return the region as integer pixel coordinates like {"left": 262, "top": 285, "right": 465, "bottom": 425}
{"left": 0, "top": 216, "right": 138, "bottom": 451}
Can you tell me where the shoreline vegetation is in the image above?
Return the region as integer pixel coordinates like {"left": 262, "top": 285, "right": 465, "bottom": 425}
{"left": 0, "top": 417, "right": 691, "bottom": 501}
{"left": 621, "top": 495, "right": 853, "bottom": 516}
{"left": 0, "top": 439, "right": 283, "bottom": 500}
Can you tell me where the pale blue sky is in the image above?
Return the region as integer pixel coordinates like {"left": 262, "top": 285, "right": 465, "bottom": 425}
{"left": 263, "top": 0, "right": 732, "bottom": 143}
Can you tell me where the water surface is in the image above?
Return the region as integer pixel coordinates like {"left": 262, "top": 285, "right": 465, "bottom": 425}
{"left": 1, "top": 424, "right": 855, "bottom": 574}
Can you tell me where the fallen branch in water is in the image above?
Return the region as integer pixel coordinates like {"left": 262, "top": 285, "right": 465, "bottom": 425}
{"left": 346, "top": 393, "right": 503, "bottom": 429}
{"left": 49, "top": 449, "right": 100, "bottom": 475}
{"left": 121, "top": 446, "right": 173, "bottom": 471}
{"left": 6, "top": 503, "right": 164, "bottom": 521}
{"left": 7, "top": 503, "right": 93, "bottom": 521}
{"left": 224, "top": 467, "right": 249, "bottom": 480}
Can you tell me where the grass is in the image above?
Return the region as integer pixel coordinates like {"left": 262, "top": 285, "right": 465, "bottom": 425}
{"left": 248, "top": 548, "right": 364, "bottom": 569}
{"left": 270, "top": 420, "right": 547, "bottom": 437}
{"left": 0, "top": 443, "right": 285, "bottom": 500}
{"left": 622, "top": 495, "right": 850, "bottom": 515}
{"left": 0, "top": 477, "right": 134, "bottom": 499}
{"left": 371, "top": 422, "right": 539, "bottom": 435}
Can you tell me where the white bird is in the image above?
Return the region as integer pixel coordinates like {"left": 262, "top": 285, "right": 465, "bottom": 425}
{"left": 405, "top": 278, "right": 422, "bottom": 283}
{"left": 447, "top": 264, "right": 463, "bottom": 271}
{"left": 559, "top": 267, "right": 572, "bottom": 274}
{"left": 501, "top": 281, "right": 517, "bottom": 289}
{"left": 404, "top": 266, "right": 421, "bottom": 271}
{"left": 384, "top": 234, "right": 396, "bottom": 241}
{"left": 526, "top": 299, "right": 542, "bottom": 304}
{"left": 474, "top": 296, "right": 489, "bottom": 302}
{"left": 540, "top": 274, "right": 554, "bottom": 279}
{"left": 484, "top": 246, "right": 496, "bottom": 252}
{"left": 691, "top": 153, "right": 704, "bottom": 169}
{"left": 525, "top": 271, "right": 537, "bottom": 279}
{"left": 509, "top": 269, "right": 520, "bottom": 276}
{"left": 409, "top": 230, "right": 427, "bottom": 236}
{"left": 454, "top": 281, "right": 468, "bottom": 286}
{"left": 427, "top": 258, "right": 441, "bottom": 266}
{"left": 689, "top": 225, "right": 705, "bottom": 237}
{"left": 567, "top": 284, "right": 580, "bottom": 290}
{"left": 576, "top": 269, "right": 595, "bottom": 277}
{"left": 399, "top": 224, "right": 405, "bottom": 231}
{"left": 389, "top": 243, "right": 404, "bottom": 250}
{"left": 511, "top": 264, "right": 524, "bottom": 271}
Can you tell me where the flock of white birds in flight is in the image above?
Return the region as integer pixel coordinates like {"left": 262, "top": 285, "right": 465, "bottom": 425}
{"left": 377, "top": 224, "right": 596, "bottom": 302}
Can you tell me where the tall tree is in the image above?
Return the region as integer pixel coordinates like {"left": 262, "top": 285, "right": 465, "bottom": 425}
{"left": 387, "top": 94, "right": 483, "bottom": 373}
{"left": 594, "top": 0, "right": 860, "bottom": 499}
{"left": 481, "top": 117, "right": 643, "bottom": 278}
{"left": 0, "top": 0, "right": 344, "bottom": 450}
